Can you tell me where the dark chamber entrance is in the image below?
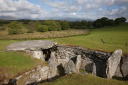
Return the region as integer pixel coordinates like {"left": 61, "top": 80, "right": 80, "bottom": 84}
{"left": 43, "top": 49, "right": 51, "bottom": 61}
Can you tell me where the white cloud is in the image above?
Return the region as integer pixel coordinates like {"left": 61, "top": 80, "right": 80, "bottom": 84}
{"left": 98, "top": 8, "right": 103, "bottom": 12}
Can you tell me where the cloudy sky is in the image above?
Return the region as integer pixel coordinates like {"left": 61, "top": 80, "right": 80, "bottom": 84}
{"left": 0, "top": 0, "right": 128, "bottom": 21}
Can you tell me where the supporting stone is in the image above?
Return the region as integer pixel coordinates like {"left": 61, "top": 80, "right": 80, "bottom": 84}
{"left": 32, "top": 51, "right": 45, "bottom": 61}
{"left": 65, "top": 60, "right": 77, "bottom": 74}
{"left": 48, "top": 52, "right": 57, "bottom": 81}
{"left": 106, "top": 49, "right": 122, "bottom": 79}
{"left": 75, "top": 55, "right": 81, "bottom": 73}
{"left": 92, "top": 63, "right": 96, "bottom": 76}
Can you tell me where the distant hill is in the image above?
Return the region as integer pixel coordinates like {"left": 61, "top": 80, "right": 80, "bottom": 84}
{"left": 0, "top": 16, "right": 18, "bottom": 20}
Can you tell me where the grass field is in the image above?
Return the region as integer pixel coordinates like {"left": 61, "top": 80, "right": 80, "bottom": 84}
{"left": 40, "top": 74, "right": 128, "bottom": 85}
{"left": 50, "top": 22, "right": 128, "bottom": 54}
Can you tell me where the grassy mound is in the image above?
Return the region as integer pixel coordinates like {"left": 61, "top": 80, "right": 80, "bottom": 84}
{"left": 51, "top": 22, "right": 128, "bottom": 54}
{"left": 40, "top": 74, "right": 128, "bottom": 85}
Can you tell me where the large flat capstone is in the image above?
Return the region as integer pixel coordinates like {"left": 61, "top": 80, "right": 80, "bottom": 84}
{"left": 6, "top": 40, "right": 57, "bottom": 51}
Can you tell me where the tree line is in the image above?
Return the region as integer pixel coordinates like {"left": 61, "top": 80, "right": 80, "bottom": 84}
{"left": 93, "top": 17, "right": 126, "bottom": 28}
{"left": 0, "top": 16, "right": 127, "bottom": 35}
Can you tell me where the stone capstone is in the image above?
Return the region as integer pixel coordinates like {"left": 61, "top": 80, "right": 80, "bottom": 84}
{"left": 6, "top": 40, "right": 57, "bottom": 51}
{"left": 106, "top": 49, "right": 122, "bottom": 79}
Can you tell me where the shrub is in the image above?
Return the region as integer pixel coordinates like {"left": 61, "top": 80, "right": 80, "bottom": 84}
{"left": 8, "top": 21, "right": 22, "bottom": 35}
{"left": 37, "top": 25, "right": 48, "bottom": 32}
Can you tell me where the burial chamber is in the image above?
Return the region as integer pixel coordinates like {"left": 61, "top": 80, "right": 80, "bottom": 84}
{"left": 4, "top": 40, "right": 128, "bottom": 84}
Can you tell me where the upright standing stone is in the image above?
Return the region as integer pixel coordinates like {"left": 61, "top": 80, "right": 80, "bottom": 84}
{"left": 48, "top": 52, "right": 57, "bottom": 81}
{"left": 75, "top": 55, "right": 81, "bottom": 73}
{"left": 65, "top": 60, "right": 77, "bottom": 74}
{"left": 92, "top": 63, "right": 96, "bottom": 76}
{"left": 106, "top": 49, "right": 122, "bottom": 79}
{"left": 121, "top": 56, "right": 128, "bottom": 78}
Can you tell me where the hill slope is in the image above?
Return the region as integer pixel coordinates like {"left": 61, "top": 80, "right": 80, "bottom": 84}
{"left": 51, "top": 22, "right": 128, "bottom": 54}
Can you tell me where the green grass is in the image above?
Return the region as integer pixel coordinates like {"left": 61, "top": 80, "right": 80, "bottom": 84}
{"left": 0, "top": 40, "right": 47, "bottom": 79}
{"left": 0, "top": 51, "right": 47, "bottom": 79}
{"left": 40, "top": 74, "right": 128, "bottom": 85}
{"left": 50, "top": 23, "right": 128, "bottom": 54}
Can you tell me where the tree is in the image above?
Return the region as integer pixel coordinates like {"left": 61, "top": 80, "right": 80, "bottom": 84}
{"left": 43, "top": 20, "right": 62, "bottom": 31}
{"left": 37, "top": 25, "right": 48, "bottom": 32}
{"left": 0, "top": 19, "right": 4, "bottom": 26}
{"left": 87, "top": 21, "right": 92, "bottom": 28}
{"left": 106, "top": 19, "right": 115, "bottom": 26}
{"left": 8, "top": 21, "right": 22, "bottom": 34}
{"left": 60, "top": 20, "right": 70, "bottom": 30}
{"left": 95, "top": 22, "right": 102, "bottom": 28}
{"left": 35, "top": 21, "right": 40, "bottom": 29}
{"left": 81, "top": 20, "right": 87, "bottom": 26}
{"left": 115, "top": 17, "right": 126, "bottom": 25}
{"left": 27, "top": 21, "right": 35, "bottom": 33}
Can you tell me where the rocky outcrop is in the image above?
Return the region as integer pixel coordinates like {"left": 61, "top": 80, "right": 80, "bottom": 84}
{"left": 106, "top": 49, "right": 122, "bottom": 79}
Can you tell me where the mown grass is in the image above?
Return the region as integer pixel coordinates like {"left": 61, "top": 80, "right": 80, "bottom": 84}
{"left": 40, "top": 74, "right": 128, "bottom": 85}
{"left": 50, "top": 22, "right": 128, "bottom": 54}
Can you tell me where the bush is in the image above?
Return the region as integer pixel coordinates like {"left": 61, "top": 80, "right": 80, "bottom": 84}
{"left": 37, "top": 25, "right": 48, "bottom": 32}
{"left": 8, "top": 21, "right": 22, "bottom": 35}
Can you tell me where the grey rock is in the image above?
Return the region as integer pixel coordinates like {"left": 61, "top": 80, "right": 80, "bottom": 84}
{"left": 80, "top": 58, "right": 93, "bottom": 72}
{"left": 26, "top": 66, "right": 49, "bottom": 85}
{"left": 48, "top": 52, "right": 57, "bottom": 81}
{"left": 121, "top": 56, "right": 128, "bottom": 78}
{"left": 114, "top": 63, "right": 123, "bottom": 77}
{"left": 75, "top": 55, "right": 81, "bottom": 73}
{"left": 32, "top": 51, "right": 45, "bottom": 61}
{"left": 6, "top": 40, "right": 57, "bottom": 51}
{"left": 92, "top": 63, "right": 96, "bottom": 76}
{"left": 65, "top": 60, "right": 77, "bottom": 74}
{"left": 106, "top": 49, "right": 122, "bottom": 79}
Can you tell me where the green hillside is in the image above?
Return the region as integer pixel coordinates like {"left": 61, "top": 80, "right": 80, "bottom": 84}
{"left": 51, "top": 22, "right": 128, "bottom": 54}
